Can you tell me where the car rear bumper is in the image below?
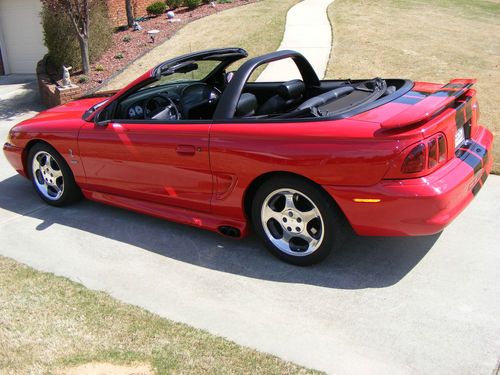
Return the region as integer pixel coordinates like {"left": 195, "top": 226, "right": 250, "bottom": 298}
{"left": 3, "top": 142, "right": 26, "bottom": 177}
{"left": 325, "top": 125, "right": 494, "bottom": 236}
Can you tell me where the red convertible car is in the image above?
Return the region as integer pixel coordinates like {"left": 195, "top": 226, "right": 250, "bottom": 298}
{"left": 3, "top": 48, "right": 493, "bottom": 265}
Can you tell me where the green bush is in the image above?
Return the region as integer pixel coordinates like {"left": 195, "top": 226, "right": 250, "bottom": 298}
{"left": 146, "top": 1, "right": 167, "bottom": 15}
{"left": 166, "top": 0, "right": 183, "bottom": 8}
{"left": 184, "top": 0, "right": 201, "bottom": 9}
{"left": 42, "top": 1, "right": 112, "bottom": 72}
{"left": 78, "top": 75, "right": 89, "bottom": 83}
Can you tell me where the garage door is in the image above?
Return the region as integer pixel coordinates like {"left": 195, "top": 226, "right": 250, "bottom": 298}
{"left": 0, "top": 0, "right": 47, "bottom": 74}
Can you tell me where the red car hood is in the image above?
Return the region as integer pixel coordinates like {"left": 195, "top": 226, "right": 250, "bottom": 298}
{"left": 39, "top": 97, "right": 107, "bottom": 118}
{"left": 24, "top": 97, "right": 106, "bottom": 127}
{"left": 12, "top": 97, "right": 107, "bottom": 135}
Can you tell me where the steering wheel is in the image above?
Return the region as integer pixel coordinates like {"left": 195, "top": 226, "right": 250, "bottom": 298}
{"left": 144, "top": 94, "right": 180, "bottom": 120}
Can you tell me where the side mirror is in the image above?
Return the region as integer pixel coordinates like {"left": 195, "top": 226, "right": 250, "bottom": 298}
{"left": 96, "top": 119, "right": 111, "bottom": 127}
{"left": 94, "top": 108, "right": 112, "bottom": 127}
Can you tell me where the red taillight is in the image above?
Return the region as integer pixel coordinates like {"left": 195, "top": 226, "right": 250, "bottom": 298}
{"left": 428, "top": 138, "right": 438, "bottom": 168}
{"left": 437, "top": 134, "right": 446, "bottom": 162}
{"left": 401, "top": 143, "right": 426, "bottom": 173}
{"left": 401, "top": 133, "right": 447, "bottom": 175}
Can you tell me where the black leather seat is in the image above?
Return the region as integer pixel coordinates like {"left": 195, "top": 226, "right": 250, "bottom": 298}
{"left": 235, "top": 93, "right": 258, "bottom": 117}
{"left": 256, "top": 79, "right": 306, "bottom": 115}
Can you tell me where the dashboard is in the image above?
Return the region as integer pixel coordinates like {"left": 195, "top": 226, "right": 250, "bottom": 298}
{"left": 127, "top": 104, "right": 144, "bottom": 119}
{"left": 116, "top": 82, "right": 221, "bottom": 121}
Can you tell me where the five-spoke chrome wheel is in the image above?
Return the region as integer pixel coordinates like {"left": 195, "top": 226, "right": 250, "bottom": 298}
{"left": 28, "top": 144, "right": 81, "bottom": 206}
{"left": 32, "top": 151, "right": 64, "bottom": 200}
{"left": 261, "top": 188, "right": 324, "bottom": 256}
{"left": 252, "top": 176, "right": 345, "bottom": 265}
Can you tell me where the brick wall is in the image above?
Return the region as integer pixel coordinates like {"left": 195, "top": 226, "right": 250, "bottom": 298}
{"left": 106, "top": 0, "right": 154, "bottom": 27}
{"left": 37, "top": 58, "right": 83, "bottom": 108}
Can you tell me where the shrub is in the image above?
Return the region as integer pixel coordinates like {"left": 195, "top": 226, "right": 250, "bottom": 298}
{"left": 184, "top": 0, "right": 201, "bottom": 9}
{"left": 95, "top": 64, "right": 104, "bottom": 71}
{"left": 166, "top": 0, "right": 183, "bottom": 8}
{"left": 123, "top": 35, "right": 132, "bottom": 43}
{"left": 114, "top": 53, "right": 124, "bottom": 59}
{"left": 146, "top": 1, "right": 167, "bottom": 15}
{"left": 42, "top": 1, "right": 112, "bottom": 71}
{"left": 78, "top": 75, "right": 89, "bottom": 83}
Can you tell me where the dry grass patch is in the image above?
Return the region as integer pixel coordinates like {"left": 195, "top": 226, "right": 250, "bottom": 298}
{"left": 101, "top": 0, "right": 299, "bottom": 91}
{"left": 0, "top": 256, "right": 319, "bottom": 375}
{"left": 326, "top": 0, "right": 500, "bottom": 173}
{"left": 57, "top": 362, "right": 153, "bottom": 375}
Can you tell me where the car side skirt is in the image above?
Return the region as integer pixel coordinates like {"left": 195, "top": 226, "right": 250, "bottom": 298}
{"left": 82, "top": 189, "right": 249, "bottom": 238}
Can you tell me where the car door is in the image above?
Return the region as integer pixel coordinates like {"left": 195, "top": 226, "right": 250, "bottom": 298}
{"left": 78, "top": 120, "right": 212, "bottom": 213}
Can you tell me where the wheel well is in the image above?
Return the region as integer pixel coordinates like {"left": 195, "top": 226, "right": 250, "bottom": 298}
{"left": 22, "top": 140, "right": 55, "bottom": 176}
{"left": 243, "top": 171, "right": 343, "bottom": 223}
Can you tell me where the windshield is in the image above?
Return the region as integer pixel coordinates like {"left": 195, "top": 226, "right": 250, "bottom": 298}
{"left": 142, "top": 60, "right": 224, "bottom": 91}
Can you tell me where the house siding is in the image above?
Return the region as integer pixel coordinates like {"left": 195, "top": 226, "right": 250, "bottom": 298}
{"left": 0, "top": 0, "right": 47, "bottom": 74}
{"left": 0, "top": 47, "right": 4, "bottom": 75}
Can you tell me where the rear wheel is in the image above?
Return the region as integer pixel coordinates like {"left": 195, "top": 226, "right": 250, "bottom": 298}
{"left": 251, "top": 176, "right": 345, "bottom": 265}
{"left": 27, "top": 143, "right": 81, "bottom": 206}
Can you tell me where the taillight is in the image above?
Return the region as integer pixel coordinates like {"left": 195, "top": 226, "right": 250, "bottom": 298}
{"left": 401, "top": 143, "right": 426, "bottom": 173}
{"left": 437, "top": 134, "right": 446, "bottom": 162}
{"left": 428, "top": 138, "right": 438, "bottom": 168}
{"left": 401, "top": 133, "right": 447, "bottom": 175}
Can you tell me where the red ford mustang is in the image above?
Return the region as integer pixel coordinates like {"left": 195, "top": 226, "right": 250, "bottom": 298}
{"left": 3, "top": 48, "right": 493, "bottom": 265}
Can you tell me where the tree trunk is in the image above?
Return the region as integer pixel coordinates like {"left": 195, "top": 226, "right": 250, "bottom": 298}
{"left": 125, "top": 0, "right": 134, "bottom": 28}
{"left": 78, "top": 36, "right": 90, "bottom": 75}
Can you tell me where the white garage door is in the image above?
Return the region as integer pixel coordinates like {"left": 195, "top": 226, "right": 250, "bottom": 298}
{"left": 0, "top": 0, "right": 47, "bottom": 74}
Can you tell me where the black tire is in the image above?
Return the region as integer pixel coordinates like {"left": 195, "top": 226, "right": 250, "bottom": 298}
{"left": 251, "top": 175, "right": 346, "bottom": 266}
{"left": 27, "top": 143, "right": 81, "bottom": 206}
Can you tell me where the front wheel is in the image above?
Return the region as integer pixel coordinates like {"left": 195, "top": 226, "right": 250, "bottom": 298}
{"left": 251, "top": 176, "right": 345, "bottom": 266}
{"left": 27, "top": 143, "right": 81, "bottom": 206}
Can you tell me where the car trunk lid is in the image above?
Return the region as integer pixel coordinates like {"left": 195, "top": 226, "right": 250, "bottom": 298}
{"left": 380, "top": 79, "right": 476, "bottom": 130}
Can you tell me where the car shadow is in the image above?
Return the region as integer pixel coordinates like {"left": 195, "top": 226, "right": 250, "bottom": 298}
{"left": 0, "top": 80, "right": 45, "bottom": 121}
{"left": 0, "top": 175, "right": 440, "bottom": 289}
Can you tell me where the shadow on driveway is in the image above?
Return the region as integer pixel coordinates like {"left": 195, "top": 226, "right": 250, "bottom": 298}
{"left": 0, "top": 175, "right": 440, "bottom": 289}
{"left": 0, "top": 79, "right": 45, "bottom": 121}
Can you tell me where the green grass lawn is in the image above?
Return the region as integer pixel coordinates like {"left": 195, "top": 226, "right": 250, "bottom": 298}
{"left": 0, "top": 256, "right": 319, "bottom": 374}
{"left": 326, "top": 0, "right": 500, "bottom": 173}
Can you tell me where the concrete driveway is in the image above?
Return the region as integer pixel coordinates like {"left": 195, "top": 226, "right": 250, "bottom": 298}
{"left": 1, "top": 80, "right": 499, "bottom": 374}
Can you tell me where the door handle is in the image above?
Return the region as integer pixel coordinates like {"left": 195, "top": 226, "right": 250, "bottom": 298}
{"left": 176, "top": 145, "right": 196, "bottom": 155}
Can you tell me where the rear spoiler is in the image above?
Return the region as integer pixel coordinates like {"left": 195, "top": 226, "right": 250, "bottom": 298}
{"left": 380, "top": 78, "right": 476, "bottom": 129}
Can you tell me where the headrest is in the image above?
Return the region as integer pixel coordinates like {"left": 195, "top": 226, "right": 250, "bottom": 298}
{"left": 235, "top": 93, "right": 258, "bottom": 117}
{"left": 277, "top": 79, "right": 305, "bottom": 99}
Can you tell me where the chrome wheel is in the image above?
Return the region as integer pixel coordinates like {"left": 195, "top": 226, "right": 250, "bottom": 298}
{"left": 261, "top": 188, "right": 324, "bottom": 256}
{"left": 31, "top": 151, "right": 64, "bottom": 201}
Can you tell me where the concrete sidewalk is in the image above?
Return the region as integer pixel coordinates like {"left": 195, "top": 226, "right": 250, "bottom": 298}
{"left": 258, "top": 0, "right": 335, "bottom": 81}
